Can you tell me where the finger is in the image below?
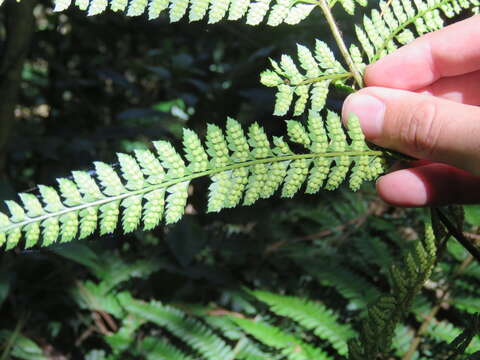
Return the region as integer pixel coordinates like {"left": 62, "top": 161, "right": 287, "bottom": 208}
{"left": 376, "top": 163, "right": 480, "bottom": 207}
{"left": 365, "top": 15, "right": 480, "bottom": 90}
{"left": 342, "top": 87, "right": 480, "bottom": 175}
{"left": 417, "top": 70, "right": 480, "bottom": 105}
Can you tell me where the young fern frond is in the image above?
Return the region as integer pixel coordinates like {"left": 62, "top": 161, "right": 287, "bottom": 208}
{"left": 52, "top": 0, "right": 316, "bottom": 25}
{"left": 348, "top": 223, "right": 438, "bottom": 359}
{"left": 0, "top": 112, "right": 384, "bottom": 252}
{"left": 355, "top": 0, "right": 480, "bottom": 63}
{"left": 251, "top": 289, "right": 356, "bottom": 356}
{"left": 260, "top": 40, "right": 355, "bottom": 116}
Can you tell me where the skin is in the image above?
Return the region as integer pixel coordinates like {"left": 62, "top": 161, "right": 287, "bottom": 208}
{"left": 341, "top": 15, "right": 480, "bottom": 207}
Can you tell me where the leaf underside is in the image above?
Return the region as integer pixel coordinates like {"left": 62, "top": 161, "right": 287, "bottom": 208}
{"left": 0, "top": 112, "right": 384, "bottom": 251}
{"left": 262, "top": 0, "right": 479, "bottom": 117}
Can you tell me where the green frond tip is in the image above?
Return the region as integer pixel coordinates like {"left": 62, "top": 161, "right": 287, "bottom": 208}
{"left": 52, "top": 0, "right": 316, "bottom": 25}
{"left": 355, "top": 0, "right": 479, "bottom": 63}
{"left": 0, "top": 111, "right": 385, "bottom": 251}
{"left": 262, "top": 40, "right": 351, "bottom": 117}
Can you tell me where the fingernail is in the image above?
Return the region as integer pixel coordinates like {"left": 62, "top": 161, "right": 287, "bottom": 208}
{"left": 342, "top": 94, "right": 386, "bottom": 140}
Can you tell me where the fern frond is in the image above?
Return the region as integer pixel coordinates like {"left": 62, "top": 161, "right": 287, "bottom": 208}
{"left": 230, "top": 316, "right": 332, "bottom": 360}
{"left": 187, "top": 307, "right": 274, "bottom": 360}
{"left": 52, "top": 0, "right": 317, "bottom": 25}
{"left": 329, "top": 0, "right": 367, "bottom": 15}
{"left": 141, "top": 337, "right": 195, "bottom": 360}
{"left": 427, "top": 321, "right": 480, "bottom": 355}
{"left": 355, "top": 0, "right": 479, "bottom": 63}
{"left": 348, "top": 223, "right": 438, "bottom": 359}
{"left": 261, "top": 40, "right": 352, "bottom": 116}
{"left": 0, "top": 112, "right": 384, "bottom": 252}
{"left": 302, "top": 261, "right": 382, "bottom": 309}
{"left": 251, "top": 290, "right": 356, "bottom": 356}
{"left": 118, "top": 293, "right": 233, "bottom": 360}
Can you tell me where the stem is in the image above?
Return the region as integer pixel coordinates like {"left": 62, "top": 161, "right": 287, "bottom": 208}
{"left": 317, "top": 0, "right": 364, "bottom": 88}
{"left": 0, "top": 150, "right": 383, "bottom": 234}
{"left": 296, "top": 72, "right": 352, "bottom": 86}
{"left": 435, "top": 208, "right": 480, "bottom": 264}
{"left": 402, "top": 255, "right": 474, "bottom": 360}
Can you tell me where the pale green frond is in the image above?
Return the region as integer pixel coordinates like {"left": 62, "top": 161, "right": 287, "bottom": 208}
{"left": 355, "top": 0, "right": 478, "bottom": 63}
{"left": 263, "top": 41, "right": 351, "bottom": 116}
{"left": 88, "top": 0, "right": 108, "bottom": 15}
{"left": 95, "top": 162, "right": 127, "bottom": 196}
{"left": 0, "top": 114, "right": 384, "bottom": 251}
{"left": 183, "top": 128, "right": 209, "bottom": 173}
{"left": 154, "top": 141, "right": 186, "bottom": 179}
{"left": 281, "top": 159, "right": 310, "bottom": 198}
{"left": 51, "top": 0, "right": 317, "bottom": 26}
{"left": 121, "top": 195, "right": 143, "bottom": 233}
{"left": 330, "top": 0, "right": 367, "bottom": 14}
{"left": 127, "top": 0, "right": 148, "bottom": 15}
{"left": 19, "top": 193, "right": 45, "bottom": 218}
{"left": 111, "top": 0, "right": 128, "bottom": 11}
{"left": 287, "top": 120, "right": 310, "bottom": 147}
{"left": 118, "top": 153, "right": 145, "bottom": 191}
{"left": 54, "top": 0, "right": 72, "bottom": 11}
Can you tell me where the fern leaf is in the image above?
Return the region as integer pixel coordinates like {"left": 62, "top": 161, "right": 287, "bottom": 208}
{"left": 355, "top": 0, "right": 478, "bottom": 63}
{"left": 119, "top": 293, "right": 233, "bottom": 360}
{"left": 142, "top": 337, "right": 195, "bottom": 360}
{"left": 330, "top": 0, "right": 367, "bottom": 14}
{"left": 230, "top": 316, "right": 332, "bottom": 360}
{"left": 0, "top": 113, "right": 384, "bottom": 251}
{"left": 52, "top": 0, "right": 318, "bottom": 26}
{"left": 252, "top": 290, "right": 356, "bottom": 356}
{"left": 262, "top": 41, "right": 352, "bottom": 116}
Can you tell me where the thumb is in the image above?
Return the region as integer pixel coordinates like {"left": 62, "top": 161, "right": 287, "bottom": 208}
{"left": 342, "top": 87, "right": 480, "bottom": 175}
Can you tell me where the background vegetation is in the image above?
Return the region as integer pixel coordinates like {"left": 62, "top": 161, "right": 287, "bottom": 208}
{"left": 1, "top": 1, "right": 480, "bottom": 358}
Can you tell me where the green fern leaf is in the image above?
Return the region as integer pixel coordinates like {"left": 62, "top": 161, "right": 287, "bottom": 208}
{"left": 252, "top": 290, "right": 356, "bottom": 356}
{"left": 51, "top": 0, "right": 317, "bottom": 26}
{"left": 330, "top": 0, "right": 367, "bottom": 14}
{"left": 262, "top": 40, "right": 352, "bottom": 116}
{"left": 0, "top": 113, "right": 384, "bottom": 251}
{"left": 231, "top": 316, "right": 332, "bottom": 360}
{"left": 119, "top": 293, "right": 233, "bottom": 360}
{"left": 142, "top": 337, "right": 195, "bottom": 360}
{"left": 355, "top": 0, "right": 479, "bottom": 63}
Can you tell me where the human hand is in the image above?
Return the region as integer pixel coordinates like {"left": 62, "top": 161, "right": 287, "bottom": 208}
{"left": 342, "top": 15, "right": 480, "bottom": 207}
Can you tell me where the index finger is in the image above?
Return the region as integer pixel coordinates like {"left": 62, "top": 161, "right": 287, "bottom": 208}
{"left": 365, "top": 15, "right": 480, "bottom": 90}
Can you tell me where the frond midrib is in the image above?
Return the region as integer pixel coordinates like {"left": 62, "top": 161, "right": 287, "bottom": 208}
{"left": 0, "top": 149, "right": 382, "bottom": 235}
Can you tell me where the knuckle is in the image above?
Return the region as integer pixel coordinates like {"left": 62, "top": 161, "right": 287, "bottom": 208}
{"left": 398, "top": 100, "right": 440, "bottom": 156}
